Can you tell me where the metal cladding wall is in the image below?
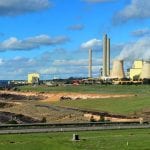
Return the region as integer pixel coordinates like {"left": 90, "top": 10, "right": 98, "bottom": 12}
{"left": 110, "top": 60, "right": 125, "bottom": 79}
{"left": 140, "top": 61, "right": 150, "bottom": 79}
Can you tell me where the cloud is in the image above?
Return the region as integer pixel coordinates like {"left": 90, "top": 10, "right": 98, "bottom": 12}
{"left": 52, "top": 58, "right": 102, "bottom": 78}
{"left": 0, "top": 50, "right": 59, "bottom": 79}
{"left": 53, "top": 59, "right": 88, "bottom": 66}
{"left": 113, "top": 0, "right": 150, "bottom": 24}
{"left": 116, "top": 37, "right": 150, "bottom": 61}
{"left": 0, "top": 0, "right": 51, "bottom": 16}
{"left": 53, "top": 58, "right": 101, "bottom": 66}
{"left": 68, "top": 24, "right": 84, "bottom": 31}
{"left": 81, "top": 38, "right": 102, "bottom": 50}
{"left": 0, "top": 35, "right": 70, "bottom": 51}
{"left": 83, "top": 0, "right": 115, "bottom": 3}
{"left": 0, "top": 47, "right": 102, "bottom": 80}
{"left": 131, "top": 28, "right": 150, "bottom": 37}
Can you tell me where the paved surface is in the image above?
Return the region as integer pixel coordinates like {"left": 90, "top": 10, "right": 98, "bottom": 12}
{"left": 0, "top": 124, "right": 150, "bottom": 134}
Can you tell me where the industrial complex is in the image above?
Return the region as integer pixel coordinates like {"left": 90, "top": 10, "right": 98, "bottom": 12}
{"left": 1, "top": 34, "right": 149, "bottom": 87}
{"left": 87, "top": 34, "right": 150, "bottom": 85}
{"left": 23, "top": 34, "right": 150, "bottom": 85}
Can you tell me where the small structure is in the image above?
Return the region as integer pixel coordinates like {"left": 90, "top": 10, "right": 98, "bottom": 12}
{"left": 72, "top": 133, "right": 80, "bottom": 141}
{"left": 28, "top": 73, "right": 40, "bottom": 84}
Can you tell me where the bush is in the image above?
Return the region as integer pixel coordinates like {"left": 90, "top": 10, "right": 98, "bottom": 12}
{"left": 7, "top": 120, "right": 18, "bottom": 124}
{"left": 41, "top": 117, "right": 47, "bottom": 123}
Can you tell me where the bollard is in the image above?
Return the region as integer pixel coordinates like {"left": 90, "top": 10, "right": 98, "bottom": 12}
{"left": 72, "top": 133, "right": 80, "bottom": 141}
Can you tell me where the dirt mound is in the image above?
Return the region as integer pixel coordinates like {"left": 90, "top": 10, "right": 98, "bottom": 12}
{"left": 0, "top": 93, "right": 45, "bottom": 101}
{"left": 0, "top": 111, "right": 41, "bottom": 124}
{"left": 0, "top": 102, "right": 14, "bottom": 108}
{"left": 58, "top": 93, "right": 134, "bottom": 101}
{"left": 42, "top": 93, "right": 134, "bottom": 102}
{"left": 0, "top": 91, "right": 133, "bottom": 102}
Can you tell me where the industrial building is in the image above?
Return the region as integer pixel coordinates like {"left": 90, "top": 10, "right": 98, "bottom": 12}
{"left": 140, "top": 61, "right": 150, "bottom": 79}
{"left": 129, "top": 60, "right": 143, "bottom": 80}
{"left": 129, "top": 60, "right": 150, "bottom": 81}
{"left": 28, "top": 73, "right": 40, "bottom": 84}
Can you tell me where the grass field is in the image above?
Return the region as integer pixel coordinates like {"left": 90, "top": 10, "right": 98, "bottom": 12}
{"left": 18, "top": 84, "right": 150, "bottom": 94}
{"left": 55, "top": 95, "right": 150, "bottom": 115}
{"left": 50, "top": 84, "right": 149, "bottom": 116}
{"left": 18, "top": 84, "right": 150, "bottom": 117}
{"left": 0, "top": 129, "right": 149, "bottom": 150}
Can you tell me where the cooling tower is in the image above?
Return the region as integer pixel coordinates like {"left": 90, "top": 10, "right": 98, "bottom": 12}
{"left": 110, "top": 60, "right": 125, "bottom": 79}
{"left": 88, "top": 49, "right": 92, "bottom": 78}
{"left": 140, "top": 61, "right": 150, "bottom": 79}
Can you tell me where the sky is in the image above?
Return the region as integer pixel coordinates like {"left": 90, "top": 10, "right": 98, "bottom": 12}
{"left": 0, "top": 0, "right": 150, "bottom": 80}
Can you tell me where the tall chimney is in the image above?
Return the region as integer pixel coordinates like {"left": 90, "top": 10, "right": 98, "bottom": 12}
{"left": 88, "top": 48, "right": 92, "bottom": 78}
{"left": 103, "top": 34, "right": 107, "bottom": 77}
{"left": 107, "top": 38, "right": 110, "bottom": 76}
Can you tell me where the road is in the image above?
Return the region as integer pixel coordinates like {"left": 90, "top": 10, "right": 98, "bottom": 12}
{"left": 0, "top": 123, "right": 150, "bottom": 134}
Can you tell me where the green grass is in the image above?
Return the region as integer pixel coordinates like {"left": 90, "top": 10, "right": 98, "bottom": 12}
{"left": 55, "top": 95, "right": 150, "bottom": 115}
{"left": 0, "top": 129, "right": 149, "bottom": 150}
{"left": 18, "top": 84, "right": 150, "bottom": 94}
{"left": 19, "top": 84, "right": 150, "bottom": 115}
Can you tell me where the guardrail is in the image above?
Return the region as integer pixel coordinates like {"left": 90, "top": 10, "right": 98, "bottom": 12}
{"left": 0, "top": 122, "right": 149, "bottom": 130}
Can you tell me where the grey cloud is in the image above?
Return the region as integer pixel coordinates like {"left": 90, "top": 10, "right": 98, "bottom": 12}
{"left": 0, "top": 0, "right": 51, "bottom": 16}
{"left": 0, "top": 35, "right": 70, "bottom": 51}
{"left": 113, "top": 0, "right": 150, "bottom": 24}
{"left": 131, "top": 28, "right": 150, "bottom": 37}
{"left": 68, "top": 24, "right": 84, "bottom": 31}
{"left": 0, "top": 47, "right": 102, "bottom": 79}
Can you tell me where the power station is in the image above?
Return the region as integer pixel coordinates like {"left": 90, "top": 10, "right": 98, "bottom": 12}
{"left": 87, "top": 34, "right": 150, "bottom": 84}
{"left": 22, "top": 34, "right": 149, "bottom": 85}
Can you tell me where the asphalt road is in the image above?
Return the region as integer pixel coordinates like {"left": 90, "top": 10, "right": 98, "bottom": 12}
{"left": 0, "top": 124, "right": 150, "bottom": 134}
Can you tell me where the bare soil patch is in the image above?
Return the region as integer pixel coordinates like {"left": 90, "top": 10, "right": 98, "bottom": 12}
{"left": 0, "top": 111, "right": 41, "bottom": 124}
{"left": 0, "top": 90, "right": 134, "bottom": 102}
{"left": 0, "top": 101, "right": 15, "bottom": 108}
{"left": 42, "top": 93, "right": 134, "bottom": 102}
{"left": 0, "top": 91, "right": 46, "bottom": 101}
{"left": 0, "top": 90, "right": 147, "bottom": 123}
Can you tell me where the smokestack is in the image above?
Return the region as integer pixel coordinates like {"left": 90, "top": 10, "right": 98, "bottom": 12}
{"left": 107, "top": 38, "right": 110, "bottom": 76}
{"left": 111, "top": 60, "right": 125, "bottom": 79}
{"left": 88, "top": 49, "right": 92, "bottom": 78}
{"left": 103, "top": 34, "right": 107, "bottom": 77}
